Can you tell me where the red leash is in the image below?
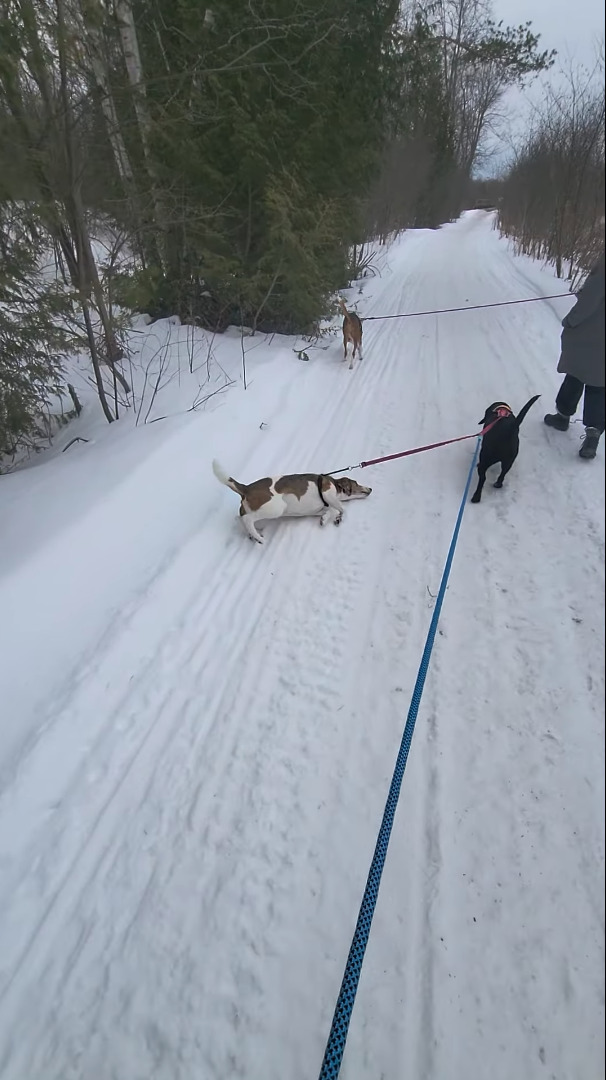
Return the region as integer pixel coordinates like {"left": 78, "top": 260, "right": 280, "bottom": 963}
{"left": 327, "top": 420, "right": 498, "bottom": 475}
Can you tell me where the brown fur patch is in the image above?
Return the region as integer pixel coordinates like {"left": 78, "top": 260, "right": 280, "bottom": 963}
{"left": 334, "top": 476, "right": 371, "bottom": 497}
{"left": 274, "top": 474, "right": 320, "bottom": 500}
{"left": 334, "top": 477, "right": 354, "bottom": 496}
{"left": 242, "top": 477, "right": 273, "bottom": 512}
{"left": 229, "top": 476, "right": 247, "bottom": 497}
{"left": 339, "top": 300, "right": 363, "bottom": 352}
{"left": 345, "top": 313, "right": 362, "bottom": 335}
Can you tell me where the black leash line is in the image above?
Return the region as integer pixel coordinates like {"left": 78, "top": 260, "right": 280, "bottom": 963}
{"left": 362, "top": 292, "right": 571, "bottom": 322}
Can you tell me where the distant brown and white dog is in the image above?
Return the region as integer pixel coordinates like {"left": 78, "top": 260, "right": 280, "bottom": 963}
{"left": 212, "top": 460, "right": 371, "bottom": 544}
{"left": 339, "top": 299, "right": 363, "bottom": 370}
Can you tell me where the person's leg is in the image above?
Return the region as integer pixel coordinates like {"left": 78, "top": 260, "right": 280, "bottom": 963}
{"left": 579, "top": 385, "right": 604, "bottom": 459}
{"left": 581, "top": 385, "right": 605, "bottom": 433}
{"left": 545, "top": 375, "right": 584, "bottom": 430}
{"left": 555, "top": 374, "right": 584, "bottom": 417}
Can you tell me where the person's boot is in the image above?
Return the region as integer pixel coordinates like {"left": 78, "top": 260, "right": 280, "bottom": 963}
{"left": 544, "top": 410, "right": 570, "bottom": 431}
{"left": 579, "top": 427, "right": 601, "bottom": 460}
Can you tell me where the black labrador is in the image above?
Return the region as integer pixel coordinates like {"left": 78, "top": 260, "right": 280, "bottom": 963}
{"left": 471, "top": 396, "right": 540, "bottom": 504}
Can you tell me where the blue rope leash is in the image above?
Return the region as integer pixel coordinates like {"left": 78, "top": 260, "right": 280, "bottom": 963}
{"left": 318, "top": 436, "right": 482, "bottom": 1080}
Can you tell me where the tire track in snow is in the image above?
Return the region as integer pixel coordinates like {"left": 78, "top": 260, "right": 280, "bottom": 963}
{"left": 333, "top": 285, "right": 456, "bottom": 1079}
{"left": 0, "top": 261, "right": 417, "bottom": 1077}
{"left": 0, "top": 362, "right": 359, "bottom": 969}
{"left": 1, "top": 358, "right": 366, "bottom": 1017}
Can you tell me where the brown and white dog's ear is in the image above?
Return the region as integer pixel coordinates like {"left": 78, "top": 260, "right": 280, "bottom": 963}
{"left": 334, "top": 476, "right": 372, "bottom": 498}
{"left": 335, "top": 477, "right": 352, "bottom": 496}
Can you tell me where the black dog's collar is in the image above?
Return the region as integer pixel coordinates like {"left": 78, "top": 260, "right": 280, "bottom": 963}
{"left": 316, "top": 475, "right": 330, "bottom": 507}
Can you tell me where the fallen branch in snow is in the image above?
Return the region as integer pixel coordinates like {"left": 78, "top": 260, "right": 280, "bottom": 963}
{"left": 147, "top": 381, "right": 233, "bottom": 423}
{"left": 190, "top": 382, "right": 233, "bottom": 411}
{"left": 62, "top": 437, "right": 90, "bottom": 452}
{"left": 294, "top": 325, "right": 337, "bottom": 354}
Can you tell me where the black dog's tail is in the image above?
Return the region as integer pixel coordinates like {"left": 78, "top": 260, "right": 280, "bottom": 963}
{"left": 516, "top": 394, "right": 541, "bottom": 427}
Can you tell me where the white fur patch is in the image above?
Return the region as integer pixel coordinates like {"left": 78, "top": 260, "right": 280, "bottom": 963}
{"left": 213, "top": 463, "right": 371, "bottom": 544}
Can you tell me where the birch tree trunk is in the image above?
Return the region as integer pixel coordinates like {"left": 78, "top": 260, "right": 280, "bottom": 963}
{"left": 81, "top": 0, "right": 136, "bottom": 187}
{"left": 113, "top": 0, "right": 167, "bottom": 269}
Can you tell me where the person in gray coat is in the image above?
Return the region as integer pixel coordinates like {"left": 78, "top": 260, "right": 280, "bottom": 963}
{"left": 544, "top": 250, "right": 605, "bottom": 459}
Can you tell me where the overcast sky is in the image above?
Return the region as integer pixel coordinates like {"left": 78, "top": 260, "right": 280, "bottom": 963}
{"left": 482, "top": 0, "right": 605, "bottom": 174}
{"left": 498, "top": 0, "right": 604, "bottom": 67}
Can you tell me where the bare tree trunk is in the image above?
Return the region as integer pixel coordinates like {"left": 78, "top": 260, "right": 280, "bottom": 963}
{"left": 56, "top": 0, "right": 117, "bottom": 420}
{"left": 83, "top": 5, "right": 136, "bottom": 187}
{"left": 8, "top": 0, "right": 129, "bottom": 413}
{"left": 81, "top": 0, "right": 150, "bottom": 266}
{"left": 67, "top": 383, "right": 82, "bottom": 415}
{"left": 82, "top": 297, "right": 116, "bottom": 422}
{"left": 113, "top": 0, "right": 167, "bottom": 270}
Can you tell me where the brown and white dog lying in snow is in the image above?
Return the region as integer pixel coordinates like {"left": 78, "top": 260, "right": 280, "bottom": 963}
{"left": 339, "top": 299, "right": 363, "bottom": 370}
{"left": 212, "top": 460, "right": 371, "bottom": 544}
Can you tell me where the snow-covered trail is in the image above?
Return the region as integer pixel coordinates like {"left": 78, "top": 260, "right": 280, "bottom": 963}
{"left": 0, "top": 213, "right": 603, "bottom": 1080}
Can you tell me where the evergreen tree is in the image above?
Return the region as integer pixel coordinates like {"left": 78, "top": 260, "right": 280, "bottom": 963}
{"left": 0, "top": 208, "right": 72, "bottom": 460}
{"left": 110, "top": 0, "right": 402, "bottom": 331}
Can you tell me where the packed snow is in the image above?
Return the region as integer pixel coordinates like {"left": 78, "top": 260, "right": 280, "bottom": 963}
{"left": 0, "top": 211, "right": 603, "bottom": 1080}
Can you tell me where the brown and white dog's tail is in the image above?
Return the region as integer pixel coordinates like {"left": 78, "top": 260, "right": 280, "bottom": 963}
{"left": 212, "top": 459, "right": 246, "bottom": 496}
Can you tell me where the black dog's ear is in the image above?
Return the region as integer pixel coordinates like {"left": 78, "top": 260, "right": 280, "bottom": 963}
{"left": 478, "top": 415, "right": 488, "bottom": 425}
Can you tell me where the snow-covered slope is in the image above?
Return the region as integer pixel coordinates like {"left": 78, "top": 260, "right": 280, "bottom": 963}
{"left": 0, "top": 212, "right": 603, "bottom": 1080}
